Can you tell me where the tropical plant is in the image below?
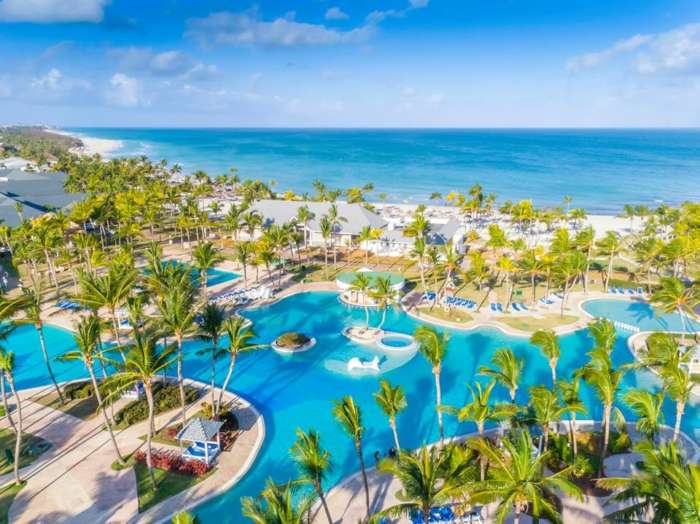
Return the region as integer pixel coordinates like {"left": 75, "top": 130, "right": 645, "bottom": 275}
{"left": 241, "top": 479, "right": 315, "bottom": 524}
{"left": 556, "top": 376, "right": 586, "bottom": 459}
{"left": 197, "top": 303, "right": 226, "bottom": 413}
{"left": 414, "top": 326, "right": 449, "bottom": 442}
{"left": 349, "top": 272, "right": 372, "bottom": 328}
{"left": 478, "top": 348, "right": 523, "bottom": 403}
{"left": 290, "top": 428, "right": 334, "bottom": 524}
{"left": 623, "top": 389, "right": 665, "bottom": 442}
{"left": 530, "top": 329, "right": 560, "bottom": 385}
{"left": 192, "top": 241, "right": 224, "bottom": 300}
{"left": 651, "top": 277, "right": 700, "bottom": 343}
{"left": 371, "top": 276, "right": 395, "bottom": 330}
{"left": 0, "top": 336, "right": 23, "bottom": 484}
{"left": 333, "top": 395, "right": 370, "bottom": 518}
{"left": 373, "top": 379, "right": 407, "bottom": 453}
{"left": 217, "top": 317, "right": 264, "bottom": 411}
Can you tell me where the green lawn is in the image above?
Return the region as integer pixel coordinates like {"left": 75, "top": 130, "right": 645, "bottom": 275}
{"left": 416, "top": 306, "right": 473, "bottom": 324}
{"left": 135, "top": 462, "right": 211, "bottom": 513}
{"left": 0, "top": 429, "right": 51, "bottom": 476}
{"left": 498, "top": 315, "right": 579, "bottom": 332}
{"left": 34, "top": 390, "right": 98, "bottom": 421}
{"left": 0, "top": 482, "right": 24, "bottom": 524}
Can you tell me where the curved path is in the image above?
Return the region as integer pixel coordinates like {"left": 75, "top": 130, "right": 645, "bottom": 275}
{"left": 5, "top": 378, "right": 264, "bottom": 524}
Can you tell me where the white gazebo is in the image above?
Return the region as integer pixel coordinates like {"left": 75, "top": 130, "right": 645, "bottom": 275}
{"left": 177, "top": 417, "right": 224, "bottom": 465}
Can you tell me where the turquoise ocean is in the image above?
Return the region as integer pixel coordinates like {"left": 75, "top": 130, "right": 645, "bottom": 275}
{"left": 67, "top": 128, "right": 700, "bottom": 214}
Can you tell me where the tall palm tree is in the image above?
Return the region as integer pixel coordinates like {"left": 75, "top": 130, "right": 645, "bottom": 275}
{"left": 373, "top": 379, "right": 407, "bottom": 453}
{"left": 107, "top": 328, "right": 176, "bottom": 488}
{"left": 157, "top": 286, "right": 196, "bottom": 425}
{"left": 333, "top": 395, "right": 370, "bottom": 518}
{"left": 290, "top": 428, "right": 334, "bottom": 524}
{"left": 217, "top": 317, "right": 263, "bottom": 411}
{"left": 349, "top": 272, "right": 372, "bottom": 328}
{"left": 530, "top": 329, "right": 560, "bottom": 385}
{"left": 661, "top": 364, "right": 695, "bottom": 443}
{"left": 326, "top": 204, "right": 347, "bottom": 266}
{"left": 556, "top": 250, "right": 587, "bottom": 318}
{"left": 651, "top": 277, "right": 700, "bottom": 344}
{"left": 192, "top": 241, "right": 224, "bottom": 301}
{"left": 556, "top": 376, "right": 586, "bottom": 459}
{"left": 295, "top": 205, "right": 315, "bottom": 262}
{"left": 234, "top": 241, "right": 254, "bottom": 282}
{"left": 598, "top": 441, "right": 700, "bottom": 524}
{"left": 13, "top": 282, "right": 64, "bottom": 403}
{"left": 371, "top": 276, "right": 395, "bottom": 330}
{"left": 414, "top": 326, "right": 449, "bottom": 442}
{"left": 375, "top": 444, "right": 477, "bottom": 524}
{"left": 410, "top": 236, "right": 429, "bottom": 292}
{"left": 588, "top": 318, "right": 617, "bottom": 353}
{"left": 197, "top": 303, "right": 225, "bottom": 413}
{"left": 318, "top": 215, "right": 332, "bottom": 278}
{"left": 0, "top": 341, "right": 23, "bottom": 484}
{"left": 241, "top": 479, "right": 314, "bottom": 524}
{"left": 57, "top": 314, "right": 125, "bottom": 464}
{"left": 623, "top": 389, "right": 665, "bottom": 442}
{"left": 357, "top": 225, "right": 380, "bottom": 265}
{"left": 529, "top": 385, "right": 582, "bottom": 452}
{"left": 468, "top": 430, "right": 582, "bottom": 524}
{"left": 596, "top": 231, "right": 622, "bottom": 292}
{"left": 478, "top": 347, "right": 523, "bottom": 403}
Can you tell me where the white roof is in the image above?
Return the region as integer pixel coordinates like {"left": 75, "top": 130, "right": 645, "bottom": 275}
{"left": 176, "top": 417, "right": 224, "bottom": 442}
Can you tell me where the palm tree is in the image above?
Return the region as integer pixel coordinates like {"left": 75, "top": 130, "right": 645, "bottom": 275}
{"left": 290, "top": 428, "right": 334, "bottom": 524}
{"left": 556, "top": 250, "right": 587, "bottom": 318}
{"left": 57, "top": 314, "right": 125, "bottom": 464}
{"left": 333, "top": 395, "right": 370, "bottom": 518}
{"left": 478, "top": 347, "right": 523, "bottom": 403}
{"left": 327, "top": 204, "right": 347, "bottom": 266}
{"left": 556, "top": 376, "right": 586, "bottom": 459}
{"left": 371, "top": 276, "right": 395, "bottom": 330}
{"left": 529, "top": 385, "right": 582, "bottom": 452}
{"left": 295, "top": 205, "right": 315, "bottom": 261}
{"left": 518, "top": 248, "right": 543, "bottom": 304}
{"left": 410, "top": 236, "right": 429, "bottom": 292}
{"left": 192, "top": 241, "right": 224, "bottom": 301}
{"left": 234, "top": 241, "right": 254, "bottom": 282}
{"left": 157, "top": 287, "right": 196, "bottom": 425}
{"left": 623, "top": 389, "right": 665, "bottom": 442}
{"left": 197, "top": 303, "right": 225, "bottom": 414}
{"left": 374, "top": 444, "right": 477, "bottom": 524}
{"left": 357, "top": 225, "right": 380, "bottom": 265}
{"left": 217, "top": 317, "right": 263, "bottom": 411}
{"left": 319, "top": 215, "right": 332, "bottom": 278}
{"left": 661, "top": 364, "right": 695, "bottom": 443}
{"left": 241, "top": 479, "right": 314, "bottom": 524}
{"left": 107, "top": 328, "right": 176, "bottom": 488}
{"left": 651, "top": 277, "right": 700, "bottom": 344}
{"left": 13, "top": 282, "right": 64, "bottom": 403}
{"left": 588, "top": 317, "right": 617, "bottom": 353}
{"left": 349, "top": 272, "right": 372, "bottom": 328}
{"left": 414, "top": 326, "right": 449, "bottom": 442}
{"left": 530, "top": 329, "right": 560, "bottom": 385}
{"left": 468, "top": 430, "right": 582, "bottom": 524}
{"left": 0, "top": 341, "right": 23, "bottom": 484}
{"left": 596, "top": 231, "right": 622, "bottom": 292}
{"left": 598, "top": 441, "right": 700, "bottom": 524}
{"left": 373, "top": 379, "right": 407, "bottom": 453}
{"left": 171, "top": 511, "right": 198, "bottom": 524}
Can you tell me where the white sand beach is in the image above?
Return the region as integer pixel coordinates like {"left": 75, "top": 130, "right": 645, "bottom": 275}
{"left": 47, "top": 128, "right": 123, "bottom": 157}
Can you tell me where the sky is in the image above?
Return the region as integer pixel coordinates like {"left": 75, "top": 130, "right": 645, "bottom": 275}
{"left": 0, "top": 0, "right": 699, "bottom": 127}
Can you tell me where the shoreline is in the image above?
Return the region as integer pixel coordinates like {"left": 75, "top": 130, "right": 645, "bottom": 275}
{"left": 47, "top": 128, "right": 124, "bottom": 157}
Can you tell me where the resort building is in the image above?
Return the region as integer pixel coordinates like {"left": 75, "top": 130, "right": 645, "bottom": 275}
{"left": 0, "top": 168, "right": 82, "bottom": 226}
{"left": 248, "top": 199, "right": 465, "bottom": 256}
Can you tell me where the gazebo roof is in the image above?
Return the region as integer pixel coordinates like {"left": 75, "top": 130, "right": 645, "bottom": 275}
{"left": 176, "top": 417, "right": 224, "bottom": 442}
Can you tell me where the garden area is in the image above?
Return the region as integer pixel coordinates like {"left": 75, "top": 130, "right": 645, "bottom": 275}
{"left": 34, "top": 380, "right": 99, "bottom": 421}
{"left": 144, "top": 404, "right": 240, "bottom": 450}
{"left": 114, "top": 382, "right": 201, "bottom": 430}
{"left": 0, "top": 429, "right": 51, "bottom": 476}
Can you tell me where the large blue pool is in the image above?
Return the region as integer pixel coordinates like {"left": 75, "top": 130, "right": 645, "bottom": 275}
{"left": 149, "top": 260, "right": 240, "bottom": 287}
{"left": 6, "top": 293, "right": 699, "bottom": 522}
{"left": 582, "top": 298, "right": 700, "bottom": 332}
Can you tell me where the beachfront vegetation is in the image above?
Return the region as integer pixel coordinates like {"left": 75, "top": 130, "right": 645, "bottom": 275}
{"left": 0, "top": 147, "right": 698, "bottom": 521}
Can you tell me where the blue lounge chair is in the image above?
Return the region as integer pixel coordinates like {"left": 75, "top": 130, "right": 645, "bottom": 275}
{"left": 496, "top": 303, "right": 504, "bottom": 312}
{"left": 609, "top": 288, "right": 618, "bottom": 294}
{"left": 636, "top": 287, "right": 645, "bottom": 294}
{"left": 626, "top": 288, "right": 634, "bottom": 294}
{"left": 512, "top": 303, "right": 521, "bottom": 312}
{"left": 490, "top": 303, "right": 497, "bottom": 312}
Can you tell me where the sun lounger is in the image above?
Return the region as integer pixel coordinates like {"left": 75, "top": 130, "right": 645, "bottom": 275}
{"left": 512, "top": 303, "right": 521, "bottom": 312}
{"left": 626, "top": 288, "right": 634, "bottom": 294}
{"left": 609, "top": 288, "right": 618, "bottom": 294}
{"left": 519, "top": 302, "right": 528, "bottom": 311}
{"left": 636, "top": 287, "right": 645, "bottom": 294}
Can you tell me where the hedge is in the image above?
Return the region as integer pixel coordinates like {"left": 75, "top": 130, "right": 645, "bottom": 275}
{"left": 114, "top": 383, "right": 200, "bottom": 429}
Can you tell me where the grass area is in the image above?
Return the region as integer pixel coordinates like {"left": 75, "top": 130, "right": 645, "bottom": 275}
{"left": 0, "top": 482, "right": 24, "bottom": 524}
{"left": 135, "top": 461, "right": 211, "bottom": 513}
{"left": 416, "top": 306, "right": 473, "bottom": 324}
{"left": 0, "top": 429, "right": 51, "bottom": 476}
{"left": 34, "top": 390, "right": 98, "bottom": 421}
{"left": 498, "top": 315, "right": 579, "bottom": 332}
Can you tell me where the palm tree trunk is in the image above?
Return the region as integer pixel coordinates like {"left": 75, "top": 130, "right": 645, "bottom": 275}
{"left": 570, "top": 412, "right": 578, "bottom": 459}
{"left": 434, "top": 370, "right": 444, "bottom": 443}
{"left": 600, "top": 403, "right": 611, "bottom": 476}
{"left": 605, "top": 255, "right": 614, "bottom": 292}
{"left": 550, "top": 360, "right": 557, "bottom": 386}
{"left": 0, "top": 375, "right": 16, "bottom": 435}
{"left": 144, "top": 384, "right": 157, "bottom": 489}
{"left": 531, "top": 274, "right": 536, "bottom": 304}
{"left": 210, "top": 341, "right": 217, "bottom": 415}
{"left": 316, "top": 480, "right": 333, "bottom": 524}
{"left": 673, "top": 399, "right": 685, "bottom": 443}
{"left": 217, "top": 354, "right": 236, "bottom": 412}
{"left": 356, "top": 439, "right": 370, "bottom": 517}
{"left": 7, "top": 374, "right": 22, "bottom": 485}
{"left": 177, "top": 334, "right": 187, "bottom": 425}
{"left": 390, "top": 418, "right": 401, "bottom": 452}
{"left": 88, "top": 365, "right": 124, "bottom": 463}
{"left": 36, "top": 324, "right": 64, "bottom": 404}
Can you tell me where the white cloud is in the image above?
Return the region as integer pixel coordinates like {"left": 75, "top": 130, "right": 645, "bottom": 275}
{"left": 30, "top": 68, "right": 91, "bottom": 91}
{"left": 567, "top": 23, "right": 700, "bottom": 75}
{"left": 409, "top": 0, "right": 430, "bottom": 8}
{"left": 149, "top": 51, "right": 192, "bottom": 76}
{"left": 111, "top": 47, "right": 217, "bottom": 80}
{"left": 186, "top": 9, "right": 374, "bottom": 47}
{"left": 0, "top": 0, "right": 109, "bottom": 23}
{"left": 325, "top": 7, "right": 348, "bottom": 21}
{"left": 106, "top": 73, "right": 146, "bottom": 108}
{"left": 366, "top": 0, "right": 429, "bottom": 26}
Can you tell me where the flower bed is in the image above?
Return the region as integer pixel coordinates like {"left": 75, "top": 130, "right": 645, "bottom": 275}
{"left": 149, "top": 404, "right": 240, "bottom": 451}
{"left": 134, "top": 449, "right": 209, "bottom": 477}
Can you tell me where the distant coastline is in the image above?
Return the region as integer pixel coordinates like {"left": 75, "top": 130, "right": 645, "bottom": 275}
{"left": 49, "top": 128, "right": 123, "bottom": 157}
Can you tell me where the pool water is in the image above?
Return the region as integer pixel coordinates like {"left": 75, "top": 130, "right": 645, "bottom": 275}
{"left": 151, "top": 260, "right": 240, "bottom": 287}
{"left": 380, "top": 336, "right": 412, "bottom": 348}
{"left": 5, "top": 292, "right": 699, "bottom": 523}
{"left": 581, "top": 298, "right": 700, "bottom": 332}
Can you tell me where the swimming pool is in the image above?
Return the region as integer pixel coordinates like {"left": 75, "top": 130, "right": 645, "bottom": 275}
{"left": 6, "top": 293, "right": 699, "bottom": 522}
{"left": 151, "top": 260, "right": 240, "bottom": 287}
{"left": 581, "top": 298, "right": 700, "bottom": 332}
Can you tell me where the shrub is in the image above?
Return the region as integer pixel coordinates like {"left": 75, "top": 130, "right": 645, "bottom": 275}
{"left": 114, "top": 383, "right": 200, "bottom": 428}
{"left": 134, "top": 449, "right": 209, "bottom": 477}
{"left": 275, "top": 332, "right": 310, "bottom": 348}
{"left": 64, "top": 380, "right": 93, "bottom": 400}
{"left": 608, "top": 430, "right": 632, "bottom": 454}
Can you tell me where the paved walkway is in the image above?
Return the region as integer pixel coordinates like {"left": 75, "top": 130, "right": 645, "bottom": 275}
{"left": 5, "top": 379, "right": 264, "bottom": 524}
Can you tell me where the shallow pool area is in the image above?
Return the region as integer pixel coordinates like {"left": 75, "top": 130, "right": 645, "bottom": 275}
{"left": 4, "top": 293, "right": 698, "bottom": 523}
{"left": 581, "top": 298, "right": 700, "bottom": 332}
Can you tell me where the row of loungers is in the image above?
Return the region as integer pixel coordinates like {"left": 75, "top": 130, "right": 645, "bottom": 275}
{"left": 210, "top": 286, "right": 273, "bottom": 306}
{"left": 56, "top": 299, "right": 83, "bottom": 311}
{"left": 409, "top": 505, "right": 483, "bottom": 523}
{"left": 610, "top": 287, "right": 646, "bottom": 296}
{"left": 421, "top": 293, "right": 529, "bottom": 314}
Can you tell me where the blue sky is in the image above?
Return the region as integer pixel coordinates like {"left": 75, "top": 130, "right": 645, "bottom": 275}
{"left": 0, "top": 0, "right": 699, "bottom": 127}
